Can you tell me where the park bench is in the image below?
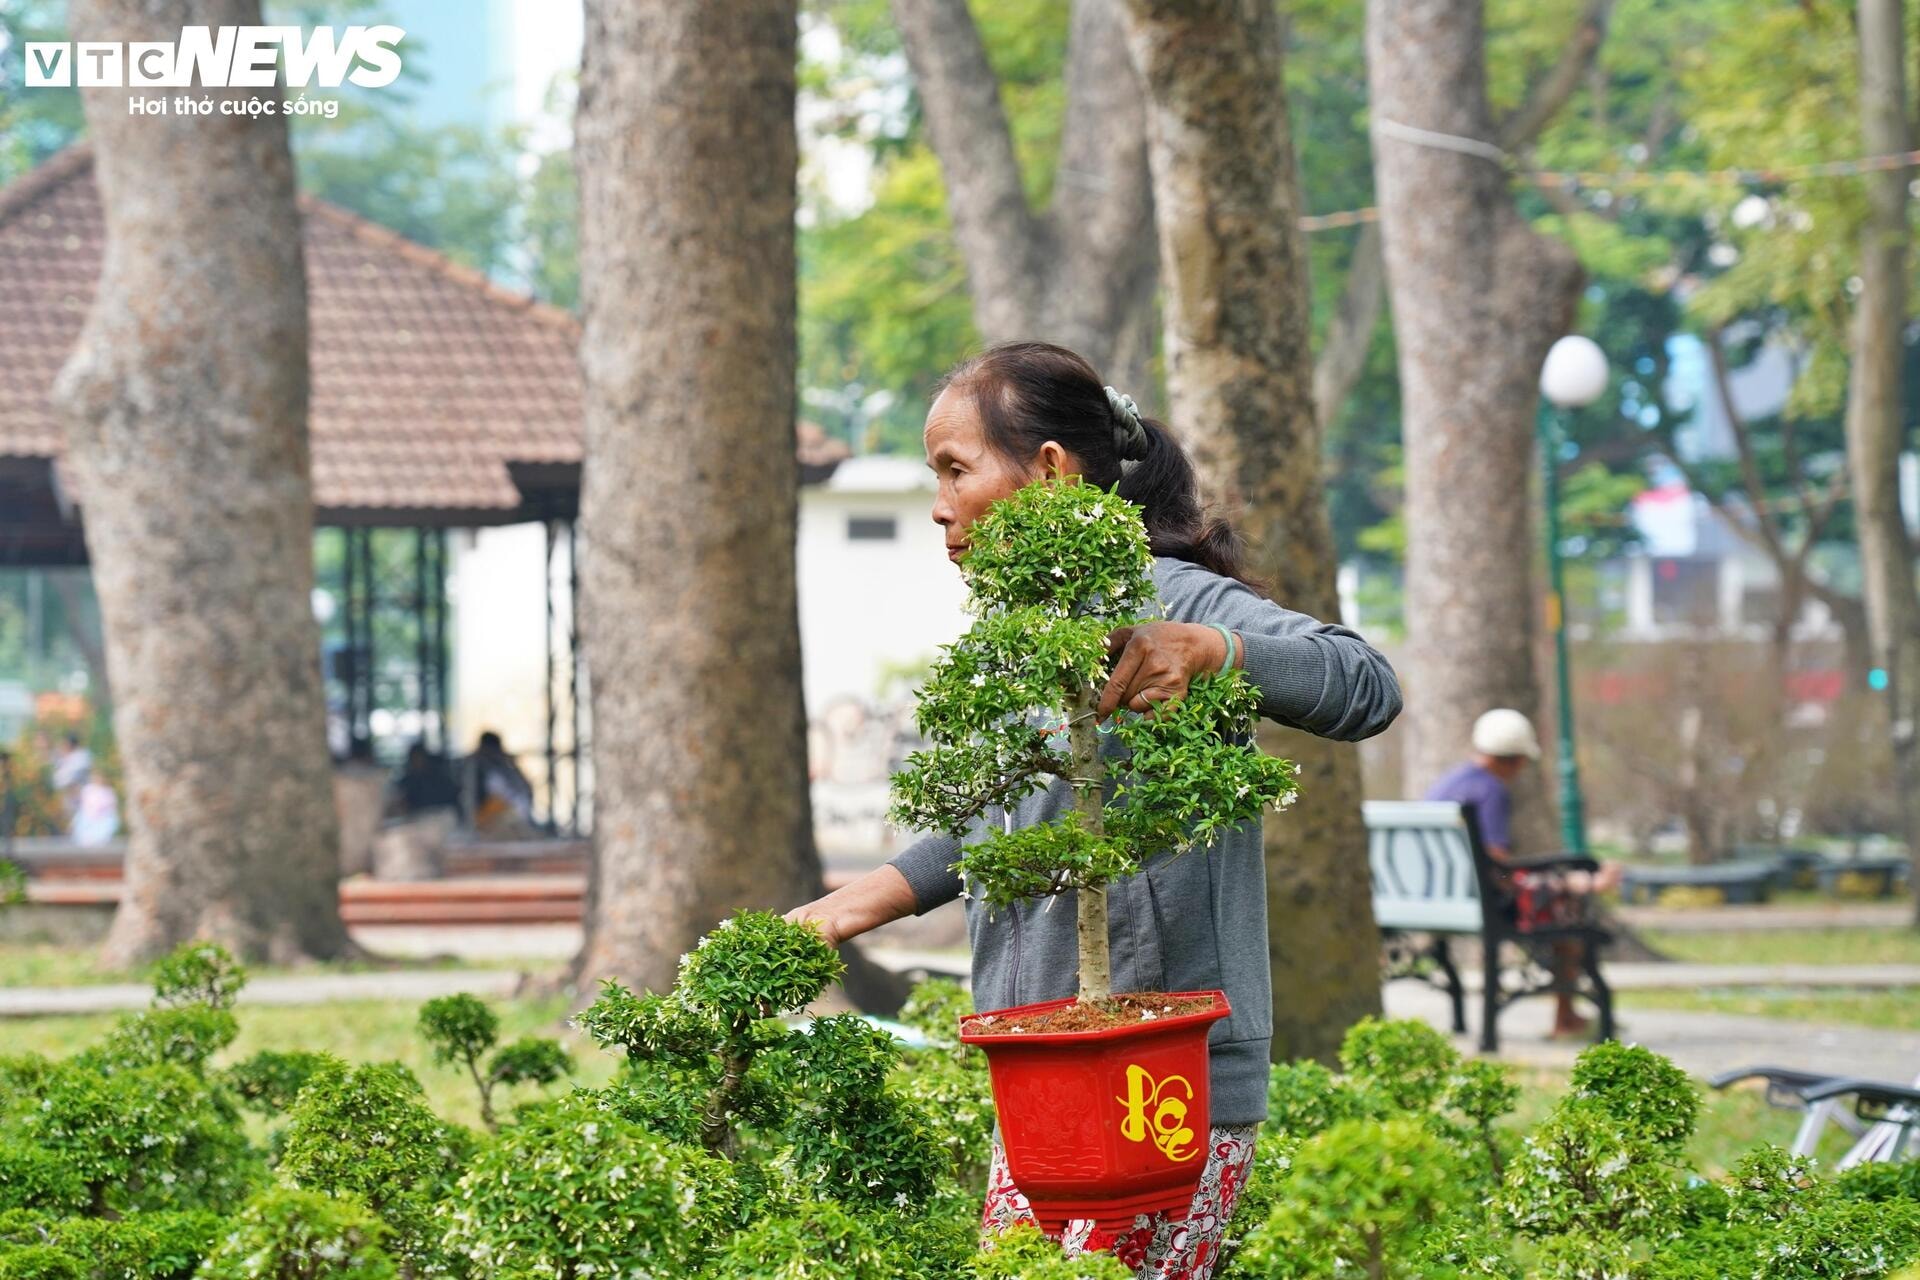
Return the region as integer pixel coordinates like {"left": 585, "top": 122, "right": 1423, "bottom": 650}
{"left": 1618, "top": 861, "right": 1775, "bottom": 906}
{"left": 1365, "top": 800, "right": 1616, "bottom": 1054}
{"left": 1711, "top": 1065, "right": 1920, "bottom": 1167}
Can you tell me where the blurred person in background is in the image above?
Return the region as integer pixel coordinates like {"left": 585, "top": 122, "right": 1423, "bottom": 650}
{"left": 386, "top": 740, "right": 462, "bottom": 821}
{"left": 1426, "top": 708, "right": 1622, "bottom": 1038}
{"left": 51, "top": 733, "right": 92, "bottom": 830}
{"left": 70, "top": 775, "right": 120, "bottom": 847}
{"left": 461, "top": 730, "right": 536, "bottom": 838}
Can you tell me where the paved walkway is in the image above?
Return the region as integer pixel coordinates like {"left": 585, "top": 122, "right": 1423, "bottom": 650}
{"left": 1382, "top": 982, "right": 1919, "bottom": 1082}
{"left": 1457, "top": 962, "right": 1920, "bottom": 991}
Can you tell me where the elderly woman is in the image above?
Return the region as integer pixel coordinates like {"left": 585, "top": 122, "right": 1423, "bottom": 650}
{"left": 784, "top": 340, "right": 1402, "bottom": 1280}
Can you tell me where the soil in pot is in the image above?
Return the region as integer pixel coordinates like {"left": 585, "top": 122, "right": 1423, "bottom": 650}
{"left": 962, "top": 991, "right": 1218, "bottom": 1036}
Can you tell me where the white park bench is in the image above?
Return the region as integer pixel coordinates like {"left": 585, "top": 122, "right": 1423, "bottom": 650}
{"left": 1366, "top": 800, "right": 1616, "bottom": 1053}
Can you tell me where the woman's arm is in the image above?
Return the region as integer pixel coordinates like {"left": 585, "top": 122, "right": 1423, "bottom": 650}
{"left": 1158, "top": 560, "right": 1403, "bottom": 741}
{"left": 783, "top": 831, "right": 962, "bottom": 945}
{"left": 783, "top": 863, "right": 920, "bottom": 947}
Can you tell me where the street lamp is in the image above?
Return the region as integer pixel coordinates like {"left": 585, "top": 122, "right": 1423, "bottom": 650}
{"left": 1539, "top": 335, "right": 1608, "bottom": 856}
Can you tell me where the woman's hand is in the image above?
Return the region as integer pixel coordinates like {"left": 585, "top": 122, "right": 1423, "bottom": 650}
{"left": 781, "top": 865, "right": 920, "bottom": 949}
{"left": 1097, "top": 621, "right": 1233, "bottom": 719}
{"left": 782, "top": 901, "right": 845, "bottom": 948}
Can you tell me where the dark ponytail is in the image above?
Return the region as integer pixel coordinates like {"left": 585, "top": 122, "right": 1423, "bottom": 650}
{"left": 935, "top": 341, "right": 1267, "bottom": 593}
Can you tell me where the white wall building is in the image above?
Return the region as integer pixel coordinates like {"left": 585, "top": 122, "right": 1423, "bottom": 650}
{"left": 795, "top": 455, "right": 966, "bottom": 712}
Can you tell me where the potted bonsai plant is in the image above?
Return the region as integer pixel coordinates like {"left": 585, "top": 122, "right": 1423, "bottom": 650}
{"left": 889, "top": 476, "right": 1298, "bottom": 1232}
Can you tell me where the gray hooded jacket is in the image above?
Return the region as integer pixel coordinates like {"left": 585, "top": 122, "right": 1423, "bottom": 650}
{"left": 885, "top": 555, "right": 1403, "bottom": 1126}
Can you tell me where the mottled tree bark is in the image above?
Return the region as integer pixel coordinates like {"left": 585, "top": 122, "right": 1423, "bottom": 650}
{"left": 1121, "top": 0, "right": 1381, "bottom": 1062}
{"left": 53, "top": 0, "right": 348, "bottom": 965}
{"left": 891, "top": 0, "right": 1160, "bottom": 401}
{"left": 1847, "top": 0, "right": 1920, "bottom": 924}
{"left": 1366, "top": 0, "right": 1585, "bottom": 856}
{"left": 573, "top": 0, "right": 904, "bottom": 1007}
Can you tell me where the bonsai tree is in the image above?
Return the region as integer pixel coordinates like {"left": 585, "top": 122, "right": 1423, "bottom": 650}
{"left": 573, "top": 911, "right": 948, "bottom": 1207}
{"left": 889, "top": 478, "right": 1297, "bottom": 1004}
{"left": 416, "top": 993, "right": 574, "bottom": 1130}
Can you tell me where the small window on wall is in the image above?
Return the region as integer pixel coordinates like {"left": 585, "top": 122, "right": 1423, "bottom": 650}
{"left": 847, "top": 516, "right": 897, "bottom": 542}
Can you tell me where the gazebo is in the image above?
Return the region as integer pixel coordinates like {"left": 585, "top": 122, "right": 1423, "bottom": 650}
{"left": 0, "top": 146, "right": 850, "bottom": 833}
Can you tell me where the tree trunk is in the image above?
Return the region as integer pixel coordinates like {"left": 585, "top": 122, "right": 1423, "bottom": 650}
{"left": 891, "top": 0, "right": 1160, "bottom": 401}
{"left": 1366, "top": 0, "right": 1585, "bottom": 857}
{"left": 53, "top": 0, "right": 348, "bottom": 966}
{"left": 1847, "top": 0, "right": 1920, "bottom": 924}
{"left": 1069, "top": 683, "right": 1113, "bottom": 1002}
{"left": 1121, "top": 0, "right": 1382, "bottom": 1062}
{"left": 572, "top": 0, "right": 909, "bottom": 1008}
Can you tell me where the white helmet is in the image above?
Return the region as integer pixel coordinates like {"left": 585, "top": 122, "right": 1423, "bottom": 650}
{"left": 1471, "top": 708, "right": 1541, "bottom": 761}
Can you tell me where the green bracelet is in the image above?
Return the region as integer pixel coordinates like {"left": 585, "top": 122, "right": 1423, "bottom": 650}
{"left": 1206, "top": 622, "right": 1238, "bottom": 672}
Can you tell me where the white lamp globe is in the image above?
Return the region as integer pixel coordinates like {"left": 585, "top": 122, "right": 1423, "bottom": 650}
{"left": 1540, "top": 335, "right": 1609, "bottom": 408}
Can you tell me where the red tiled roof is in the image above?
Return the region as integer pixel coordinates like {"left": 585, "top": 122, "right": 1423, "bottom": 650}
{"left": 0, "top": 147, "right": 849, "bottom": 522}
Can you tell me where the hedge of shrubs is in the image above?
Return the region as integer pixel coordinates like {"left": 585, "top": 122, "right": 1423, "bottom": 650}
{"left": 1, "top": 918, "right": 1916, "bottom": 1279}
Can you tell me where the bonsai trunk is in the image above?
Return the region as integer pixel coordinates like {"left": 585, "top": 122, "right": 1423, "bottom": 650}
{"left": 1069, "top": 683, "right": 1112, "bottom": 1002}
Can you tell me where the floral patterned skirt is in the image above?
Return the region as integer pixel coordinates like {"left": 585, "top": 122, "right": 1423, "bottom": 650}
{"left": 979, "top": 1124, "right": 1261, "bottom": 1280}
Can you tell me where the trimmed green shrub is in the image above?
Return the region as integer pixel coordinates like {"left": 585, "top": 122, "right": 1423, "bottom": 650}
{"left": 892, "top": 980, "right": 995, "bottom": 1189}
{"left": 197, "top": 1189, "right": 395, "bottom": 1280}
{"left": 0, "top": 1209, "right": 221, "bottom": 1280}
{"left": 277, "top": 1062, "right": 469, "bottom": 1266}
{"left": 706, "top": 1196, "right": 975, "bottom": 1280}
{"left": 967, "top": 1223, "right": 1133, "bottom": 1279}
{"left": 437, "top": 1091, "right": 739, "bottom": 1278}
{"left": 74, "top": 942, "right": 245, "bottom": 1077}
{"left": 0, "top": 1245, "right": 82, "bottom": 1280}
{"left": 148, "top": 943, "right": 245, "bottom": 1011}
{"left": 0, "top": 1143, "right": 86, "bottom": 1215}
{"left": 1232, "top": 1117, "right": 1498, "bottom": 1279}
{"left": 222, "top": 1051, "right": 342, "bottom": 1117}
{"left": 1841, "top": 1156, "right": 1920, "bottom": 1204}
{"left": 1216, "top": 1029, "right": 1920, "bottom": 1280}
{"left": 75, "top": 1007, "right": 240, "bottom": 1076}
{"left": 1338, "top": 1018, "right": 1461, "bottom": 1115}
{"left": 1499, "top": 1042, "right": 1700, "bottom": 1278}
{"left": 9, "top": 925, "right": 1911, "bottom": 1280}
{"left": 15, "top": 1061, "right": 262, "bottom": 1216}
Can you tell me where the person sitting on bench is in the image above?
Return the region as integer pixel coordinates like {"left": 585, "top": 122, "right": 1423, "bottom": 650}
{"left": 1425, "top": 708, "right": 1622, "bottom": 1039}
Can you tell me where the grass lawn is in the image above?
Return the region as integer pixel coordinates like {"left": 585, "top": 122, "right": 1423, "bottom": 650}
{"left": 1621, "top": 985, "right": 1920, "bottom": 1031}
{"left": 1637, "top": 927, "right": 1920, "bottom": 967}
{"left": 0, "top": 940, "right": 543, "bottom": 990}
{"left": 1, "top": 994, "right": 1854, "bottom": 1175}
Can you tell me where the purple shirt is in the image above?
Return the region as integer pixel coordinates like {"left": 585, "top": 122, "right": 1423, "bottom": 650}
{"left": 1425, "top": 762, "right": 1511, "bottom": 853}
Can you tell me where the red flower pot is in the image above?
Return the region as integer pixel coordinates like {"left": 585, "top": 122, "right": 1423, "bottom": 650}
{"left": 959, "top": 989, "right": 1231, "bottom": 1233}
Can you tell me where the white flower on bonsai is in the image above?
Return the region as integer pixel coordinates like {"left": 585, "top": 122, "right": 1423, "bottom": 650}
{"left": 888, "top": 478, "right": 1298, "bottom": 1006}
